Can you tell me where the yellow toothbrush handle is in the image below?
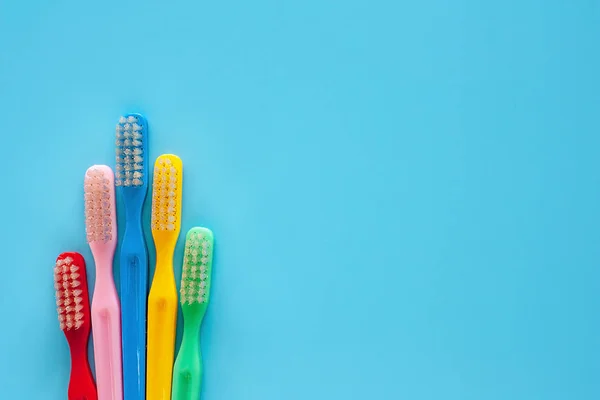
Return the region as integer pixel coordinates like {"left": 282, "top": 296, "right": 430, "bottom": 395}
{"left": 146, "top": 259, "right": 178, "bottom": 400}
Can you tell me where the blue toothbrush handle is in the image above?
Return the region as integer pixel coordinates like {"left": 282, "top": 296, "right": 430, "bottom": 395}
{"left": 120, "top": 218, "right": 148, "bottom": 400}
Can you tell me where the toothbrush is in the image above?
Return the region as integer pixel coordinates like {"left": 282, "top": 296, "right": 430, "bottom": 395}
{"left": 54, "top": 252, "right": 98, "bottom": 400}
{"left": 115, "top": 114, "right": 149, "bottom": 400}
{"left": 172, "top": 227, "right": 215, "bottom": 400}
{"left": 147, "top": 154, "right": 183, "bottom": 400}
{"left": 84, "top": 165, "right": 123, "bottom": 400}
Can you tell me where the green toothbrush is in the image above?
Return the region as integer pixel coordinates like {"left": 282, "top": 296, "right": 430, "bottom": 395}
{"left": 172, "top": 227, "right": 215, "bottom": 400}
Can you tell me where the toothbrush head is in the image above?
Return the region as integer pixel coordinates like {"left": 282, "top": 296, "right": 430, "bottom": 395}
{"left": 180, "top": 228, "right": 214, "bottom": 307}
{"left": 151, "top": 154, "right": 183, "bottom": 240}
{"left": 54, "top": 252, "right": 91, "bottom": 333}
{"left": 115, "top": 114, "right": 148, "bottom": 192}
{"left": 84, "top": 165, "right": 117, "bottom": 253}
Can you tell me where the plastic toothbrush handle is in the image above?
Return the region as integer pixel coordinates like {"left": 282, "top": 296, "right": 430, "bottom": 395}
{"left": 92, "top": 260, "right": 123, "bottom": 400}
{"left": 146, "top": 253, "right": 178, "bottom": 400}
{"left": 120, "top": 218, "right": 148, "bottom": 400}
{"left": 172, "top": 323, "right": 202, "bottom": 400}
{"left": 68, "top": 335, "right": 98, "bottom": 400}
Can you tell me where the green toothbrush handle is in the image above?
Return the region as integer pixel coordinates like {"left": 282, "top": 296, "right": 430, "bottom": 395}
{"left": 172, "top": 323, "right": 202, "bottom": 400}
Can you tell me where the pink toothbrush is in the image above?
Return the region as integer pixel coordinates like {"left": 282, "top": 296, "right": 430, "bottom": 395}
{"left": 84, "top": 165, "right": 123, "bottom": 400}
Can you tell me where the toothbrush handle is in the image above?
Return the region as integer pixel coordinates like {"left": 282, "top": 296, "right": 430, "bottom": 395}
{"left": 68, "top": 334, "right": 98, "bottom": 400}
{"left": 120, "top": 220, "right": 148, "bottom": 400}
{"left": 92, "top": 266, "right": 123, "bottom": 400}
{"left": 146, "top": 257, "right": 178, "bottom": 400}
{"left": 172, "top": 325, "right": 202, "bottom": 400}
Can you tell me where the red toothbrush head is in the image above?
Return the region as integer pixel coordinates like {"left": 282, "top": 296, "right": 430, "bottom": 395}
{"left": 54, "top": 252, "right": 92, "bottom": 339}
{"left": 54, "top": 252, "right": 97, "bottom": 400}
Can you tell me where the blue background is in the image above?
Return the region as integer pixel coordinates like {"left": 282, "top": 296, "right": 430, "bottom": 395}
{"left": 0, "top": 0, "right": 599, "bottom": 399}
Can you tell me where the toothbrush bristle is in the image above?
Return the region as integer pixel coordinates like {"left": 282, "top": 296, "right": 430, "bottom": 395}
{"left": 84, "top": 168, "right": 114, "bottom": 242}
{"left": 115, "top": 115, "right": 145, "bottom": 187}
{"left": 54, "top": 257, "right": 86, "bottom": 330}
{"left": 151, "top": 156, "right": 182, "bottom": 232}
{"left": 180, "top": 229, "right": 214, "bottom": 305}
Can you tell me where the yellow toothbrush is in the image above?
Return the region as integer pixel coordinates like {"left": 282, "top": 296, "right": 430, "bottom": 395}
{"left": 146, "top": 154, "right": 183, "bottom": 400}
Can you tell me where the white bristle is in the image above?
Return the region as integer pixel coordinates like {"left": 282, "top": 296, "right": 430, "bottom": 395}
{"left": 115, "top": 115, "right": 144, "bottom": 187}
{"left": 84, "top": 168, "right": 114, "bottom": 243}
{"left": 54, "top": 257, "right": 86, "bottom": 331}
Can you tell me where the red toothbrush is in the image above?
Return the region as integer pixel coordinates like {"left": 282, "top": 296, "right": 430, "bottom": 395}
{"left": 54, "top": 252, "right": 98, "bottom": 400}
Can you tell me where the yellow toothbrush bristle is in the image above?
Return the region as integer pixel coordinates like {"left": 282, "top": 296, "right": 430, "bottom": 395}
{"left": 151, "top": 155, "right": 182, "bottom": 233}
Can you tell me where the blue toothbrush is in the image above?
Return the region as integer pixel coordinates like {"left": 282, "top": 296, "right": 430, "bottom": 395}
{"left": 115, "top": 113, "right": 149, "bottom": 400}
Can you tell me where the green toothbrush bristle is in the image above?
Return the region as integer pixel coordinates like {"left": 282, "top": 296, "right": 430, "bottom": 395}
{"left": 180, "top": 228, "right": 214, "bottom": 305}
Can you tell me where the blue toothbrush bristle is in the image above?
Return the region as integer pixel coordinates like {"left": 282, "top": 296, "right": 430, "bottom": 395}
{"left": 115, "top": 115, "right": 144, "bottom": 187}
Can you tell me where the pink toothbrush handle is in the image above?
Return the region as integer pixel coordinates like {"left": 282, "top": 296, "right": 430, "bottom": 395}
{"left": 91, "top": 260, "right": 123, "bottom": 400}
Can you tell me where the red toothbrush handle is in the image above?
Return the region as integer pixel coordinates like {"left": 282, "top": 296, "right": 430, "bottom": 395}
{"left": 68, "top": 335, "right": 98, "bottom": 400}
